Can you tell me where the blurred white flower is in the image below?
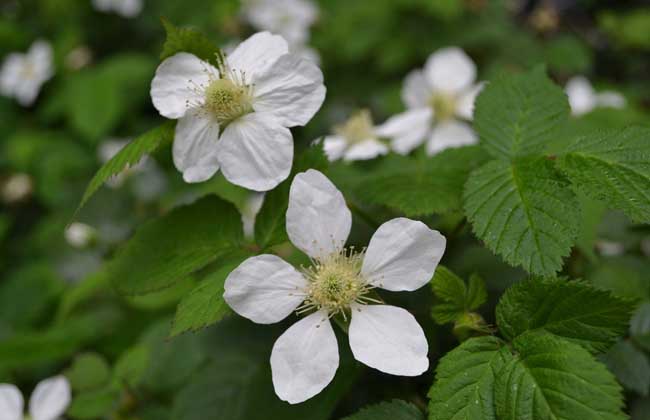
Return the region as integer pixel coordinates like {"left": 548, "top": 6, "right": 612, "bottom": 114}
{"left": 0, "top": 375, "right": 70, "bottom": 420}
{"left": 0, "top": 40, "right": 53, "bottom": 106}
{"left": 322, "top": 110, "right": 388, "bottom": 162}
{"left": 595, "top": 239, "right": 625, "bottom": 257}
{"left": 242, "top": 0, "right": 318, "bottom": 47}
{"left": 241, "top": 192, "right": 265, "bottom": 239}
{"left": 65, "top": 222, "right": 96, "bottom": 248}
{"left": 150, "top": 32, "right": 326, "bottom": 191}
{"left": 91, "top": 0, "right": 143, "bottom": 18}
{"left": 224, "top": 169, "right": 446, "bottom": 404}
{"left": 565, "top": 76, "right": 626, "bottom": 116}
{"left": 376, "top": 47, "right": 483, "bottom": 156}
{"left": 2, "top": 173, "right": 33, "bottom": 203}
{"left": 64, "top": 45, "right": 93, "bottom": 70}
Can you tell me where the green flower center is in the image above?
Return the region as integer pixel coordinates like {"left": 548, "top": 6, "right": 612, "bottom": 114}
{"left": 204, "top": 78, "right": 253, "bottom": 125}
{"left": 430, "top": 93, "right": 457, "bottom": 121}
{"left": 334, "top": 109, "right": 375, "bottom": 144}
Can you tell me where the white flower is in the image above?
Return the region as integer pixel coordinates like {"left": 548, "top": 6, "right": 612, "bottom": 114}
{"left": 241, "top": 192, "right": 265, "bottom": 239}
{"left": 65, "top": 222, "right": 96, "bottom": 248}
{"left": 0, "top": 375, "right": 71, "bottom": 420}
{"left": 595, "top": 239, "right": 625, "bottom": 257}
{"left": 565, "top": 76, "right": 626, "bottom": 116}
{"left": 0, "top": 40, "right": 53, "bottom": 106}
{"left": 224, "top": 169, "right": 446, "bottom": 404}
{"left": 242, "top": 0, "right": 318, "bottom": 47}
{"left": 2, "top": 173, "right": 33, "bottom": 203}
{"left": 91, "top": 0, "right": 143, "bottom": 18}
{"left": 322, "top": 110, "right": 388, "bottom": 162}
{"left": 375, "top": 47, "right": 483, "bottom": 156}
{"left": 150, "top": 32, "right": 326, "bottom": 191}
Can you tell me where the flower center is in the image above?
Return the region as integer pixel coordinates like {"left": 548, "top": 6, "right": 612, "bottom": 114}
{"left": 204, "top": 78, "right": 253, "bottom": 125}
{"left": 298, "top": 248, "right": 378, "bottom": 317}
{"left": 334, "top": 110, "right": 375, "bottom": 144}
{"left": 430, "top": 93, "right": 456, "bottom": 121}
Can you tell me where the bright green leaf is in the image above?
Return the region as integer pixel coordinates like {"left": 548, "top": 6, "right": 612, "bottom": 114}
{"left": 109, "top": 195, "right": 242, "bottom": 295}
{"left": 343, "top": 400, "right": 424, "bottom": 420}
{"left": 161, "top": 18, "right": 220, "bottom": 65}
{"left": 463, "top": 158, "right": 579, "bottom": 276}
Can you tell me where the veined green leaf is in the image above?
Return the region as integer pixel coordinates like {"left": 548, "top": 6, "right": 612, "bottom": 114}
{"left": 431, "top": 266, "right": 487, "bottom": 324}
{"left": 557, "top": 126, "right": 650, "bottom": 223}
{"left": 463, "top": 158, "right": 579, "bottom": 276}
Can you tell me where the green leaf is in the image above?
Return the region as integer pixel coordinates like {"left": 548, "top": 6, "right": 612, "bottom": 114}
{"left": 343, "top": 400, "right": 424, "bottom": 420}
{"left": 428, "top": 336, "right": 509, "bottom": 420}
{"left": 75, "top": 121, "right": 175, "bottom": 215}
{"left": 496, "top": 278, "right": 632, "bottom": 353}
{"left": 557, "top": 127, "right": 650, "bottom": 223}
{"left": 254, "top": 144, "right": 328, "bottom": 249}
{"left": 430, "top": 266, "right": 487, "bottom": 325}
{"left": 113, "top": 345, "right": 150, "bottom": 388}
{"left": 495, "top": 332, "right": 625, "bottom": 420}
{"left": 463, "top": 158, "right": 579, "bottom": 276}
{"left": 67, "top": 386, "right": 119, "bottom": 419}
{"left": 466, "top": 274, "right": 488, "bottom": 311}
{"left": 170, "top": 258, "right": 247, "bottom": 337}
{"left": 603, "top": 340, "right": 650, "bottom": 396}
{"left": 357, "top": 146, "right": 489, "bottom": 217}
{"left": 65, "top": 353, "right": 111, "bottom": 392}
{"left": 474, "top": 67, "right": 569, "bottom": 160}
{"left": 161, "top": 18, "right": 220, "bottom": 65}
{"left": 109, "top": 195, "right": 242, "bottom": 295}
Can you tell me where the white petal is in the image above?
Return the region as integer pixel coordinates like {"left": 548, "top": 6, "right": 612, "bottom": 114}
{"left": 253, "top": 53, "right": 326, "bottom": 127}
{"left": 0, "top": 384, "right": 23, "bottom": 420}
{"left": 150, "top": 53, "right": 217, "bottom": 119}
{"left": 223, "top": 254, "right": 308, "bottom": 324}
{"left": 216, "top": 112, "right": 293, "bottom": 191}
{"left": 0, "top": 54, "right": 24, "bottom": 96}
{"left": 116, "top": 0, "right": 142, "bottom": 17}
{"left": 426, "top": 120, "right": 477, "bottom": 156}
{"left": 424, "top": 47, "right": 476, "bottom": 94}
{"left": 172, "top": 109, "right": 221, "bottom": 183}
{"left": 375, "top": 108, "right": 432, "bottom": 155}
{"left": 227, "top": 32, "right": 289, "bottom": 79}
{"left": 322, "top": 135, "right": 347, "bottom": 162}
{"left": 362, "top": 217, "right": 446, "bottom": 291}
{"left": 596, "top": 91, "right": 626, "bottom": 109}
{"left": 565, "top": 76, "right": 596, "bottom": 116}
{"left": 14, "top": 82, "right": 41, "bottom": 107}
{"left": 455, "top": 82, "right": 485, "bottom": 120}
{"left": 271, "top": 310, "right": 339, "bottom": 404}
{"left": 349, "top": 304, "right": 429, "bottom": 376}
{"left": 29, "top": 376, "right": 71, "bottom": 420}
{"left": 343, "top": 139, "right": 388, "bottom": 161}
{"left": 286, "top": 169, "right": 351, "bottom": 260}
{"left": 401, "top": 69, "right": 432, "bottom": 109}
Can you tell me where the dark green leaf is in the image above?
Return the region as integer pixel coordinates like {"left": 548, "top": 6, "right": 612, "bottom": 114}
{"left": 603, "top": 340, "right": 650, "bottom": 396}
{"left": 343, "top": 400, "right": 424, "bottom": 420}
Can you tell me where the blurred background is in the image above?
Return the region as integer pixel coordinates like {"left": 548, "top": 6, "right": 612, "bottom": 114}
{"left": 1, "top": 0, "right": 650, "bottom": 419}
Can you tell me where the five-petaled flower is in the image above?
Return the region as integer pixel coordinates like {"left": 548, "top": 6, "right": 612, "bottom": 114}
{"left": 375, "top": 47, "right": 483, "bottom": 156}
{"left": 565, "top": 75, "right": 625, "bottom": 116}
{"left": 150, "top": 32, "right": 326, "bottom": 191}
{"left": 223, "top": 169, "right": 446, "bottom": 404}
{"left": 0, "top": 375, "right": 70, "bottom": 420}
{"left": 322, "top": 109, "right": 389, "bottom": 162}
{"left": 0, "top": 40, "right": 53, "bottom": 107}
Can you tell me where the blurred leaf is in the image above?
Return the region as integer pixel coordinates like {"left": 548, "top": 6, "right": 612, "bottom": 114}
{"left": 603, "top": 340, "right": 650, "bottom": 396}
{"left": 160, "top": 18, "right": 220, "bottom": 65}
{"left": 557, "top": 127, "right": 650, "bottom": 224}
{"left": 463, "top": 158, "right": 578, "bottom": 276}
{"left": 474, "top": 67, "right": 569, "bottom": 159}
{"left": 428, "top": 336, "right": 509, "bottom": 420}
{"left": 343, "top": 400, "right": 424, "bottom": 420}
{"left": 113, "top": 345, "right": 150, "bottom": 388}
{"left": 67, "top": 386, "right": 119, "bottom": 419}
{"left": 109, "top": 195, "right": 242, "bottom": 295}
{"left": 76, "top": 121, "right": 175, "bottom": 214}
{"left": 599, "top": 10, "right": 650, "bottom": 49}
{"left": 544, "top": 35, "right": 592, "bottom": 74}
{"left": 589, "top": 256, "right": 650, "bottom": 300}
{"left": 496, "top": 279, "right": 633, "bottom": 353}
{"left": 357, "top": 146, "right": 489, "bottom": 217}
{"left": 495, "top": 332, "right": 625, "bottom": 420}
{"left": 66, "top": 352, "right": 111, "bottom": 392}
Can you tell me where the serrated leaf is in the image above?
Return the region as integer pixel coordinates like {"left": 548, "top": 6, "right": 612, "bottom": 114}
{"left": 557, "top": 127, "right": 650, "bottom": 223}
{"left": 75, "top": 121, "right": 174, "bottom": 215}
{"left": 170, "top": 258, "right": 247, "bottom": 337}
{"left": 466, "top": 274, "right": 488, "bottom": 311}
{"left": 463, "top": 158, "right": 579, "bottom": 276}
{"left": 255, "top": 144, "right": 328, "bottom": 249}
{"left": 161, "top": 18, "right": 220, "bottom": 65}
{"left": 495, "top": 332, "right": 625, "bottom": 420}
{"left": 431, "top": 266, "right": 488, "bottom": 324}
{"left": 343, "top": 400, "right": 424, "bottom": 420}
{"left": 109, "top": 196, "right": 242, "bottom": 295}
{"left": 603, "top": 340, "right": 650, "bottom": 396}
{"left": 428, "top": 336, "right": 509, "bottom": 420}
{"left": 357, "top": 146, "right": 489, "bottom": 217}
{"left": 474, "top": 67, "right": 569, "bottom": 160}
{"left": 496, "top": 279, "right": 632, "bottom": 353}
